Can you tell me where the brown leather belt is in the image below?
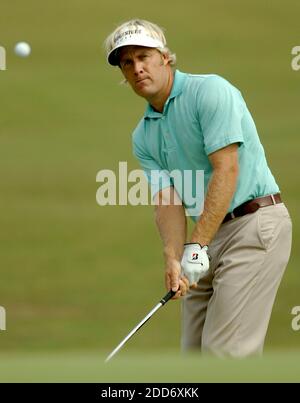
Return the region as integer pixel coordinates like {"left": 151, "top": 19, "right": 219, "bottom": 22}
{"left": 222, "top": 193, "right": 282, "bottom": 224}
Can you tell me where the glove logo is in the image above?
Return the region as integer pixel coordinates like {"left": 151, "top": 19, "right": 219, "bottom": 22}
{"left": 192, "top": 253, "right": 198, "bottom": 260}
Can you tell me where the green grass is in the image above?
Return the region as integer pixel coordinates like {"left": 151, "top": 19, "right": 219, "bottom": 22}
{"left": 0, "top": 0, "right": 299, "bottom": 356}
{"left": 0, "top": 350, "right": 300, "bottom": 382}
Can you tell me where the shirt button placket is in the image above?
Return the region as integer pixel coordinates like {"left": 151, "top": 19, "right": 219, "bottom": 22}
{"left": 161, "top": 116, "right": 169, "bottom": 147}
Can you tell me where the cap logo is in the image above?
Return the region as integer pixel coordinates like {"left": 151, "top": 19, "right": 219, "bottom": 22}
{"left": 115, "top": 29, "right": 143, "bottom": 46}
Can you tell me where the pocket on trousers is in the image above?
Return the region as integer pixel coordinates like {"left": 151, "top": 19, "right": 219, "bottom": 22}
{"left": 257, "top": 205, "right": 291, "bottom": 250}
{"left": 257, "top": 208, "right": 277, "bottom": 250}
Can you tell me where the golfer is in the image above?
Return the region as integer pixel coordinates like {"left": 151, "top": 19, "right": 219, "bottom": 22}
{"left": 104, "top": 19, "right": 292, "bottom": 357}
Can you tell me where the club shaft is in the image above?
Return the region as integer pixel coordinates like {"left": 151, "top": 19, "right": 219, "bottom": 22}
{"left": 105, "top": 302, "right": 162, "bottom": 362}
{"left": 105, "top": 290, "right": 175, "bottom": 362}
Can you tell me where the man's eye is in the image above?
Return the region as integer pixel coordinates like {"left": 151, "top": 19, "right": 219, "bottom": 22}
{"left": 137, "top": 54, "right": 148, "bottom": 60}
{"left": 122, "top": 60, "right": 131, "bottom": 67}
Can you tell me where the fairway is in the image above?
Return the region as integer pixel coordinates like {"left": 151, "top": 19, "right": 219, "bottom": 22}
{"left": 0, "top": 350, "right": 300, "bottom": 383}
{"left": 0, "top": 0, "right": 299, "bottom": 379}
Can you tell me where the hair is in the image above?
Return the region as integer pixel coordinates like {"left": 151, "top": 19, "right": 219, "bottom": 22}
{"left": 104, "top": 19, "right": 177, "bottom": 67}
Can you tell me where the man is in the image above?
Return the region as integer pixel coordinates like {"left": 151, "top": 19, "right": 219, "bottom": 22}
{"left": 104, "top": 19, "right": 292, "bottom": 357}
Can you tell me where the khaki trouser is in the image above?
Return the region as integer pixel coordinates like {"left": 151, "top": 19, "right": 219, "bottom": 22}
{"left": 181, "top": 203, "right": 292, "bottom": 357}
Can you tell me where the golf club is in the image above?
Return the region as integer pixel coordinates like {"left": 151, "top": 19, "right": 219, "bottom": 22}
{"left": 105, "top": 289, "right": 176, "bottom": 362}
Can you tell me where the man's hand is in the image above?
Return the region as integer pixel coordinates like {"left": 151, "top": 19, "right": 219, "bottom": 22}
{"left": 165, "top": 259, "right": 190, "bottom": 300}
{"left": 181, "top": 243, "right": 210, "bottom": 287}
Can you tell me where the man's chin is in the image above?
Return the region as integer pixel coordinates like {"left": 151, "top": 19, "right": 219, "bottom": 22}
{"left": 134, "top": 86, "right": 154, "bottom": 98}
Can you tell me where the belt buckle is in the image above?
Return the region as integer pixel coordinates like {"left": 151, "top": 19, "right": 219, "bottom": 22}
{"left": 270, "top": 194, "right": 276, "bottom": 205}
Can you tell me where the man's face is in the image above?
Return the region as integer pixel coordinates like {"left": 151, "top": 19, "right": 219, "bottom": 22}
{"left": 118, "top": 46, "right": 171, "bottom": 99}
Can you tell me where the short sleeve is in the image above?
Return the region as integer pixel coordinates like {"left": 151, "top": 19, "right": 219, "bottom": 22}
{"left": 196, "top": 76, "right": 245, "bottom": 155}
{"left": 132, "top": 130, "right": 172, "bottom": 198}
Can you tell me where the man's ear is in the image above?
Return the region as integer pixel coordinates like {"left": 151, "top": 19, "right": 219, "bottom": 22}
{"left": 161, "top": 52, "right": 171, "bottom": 66}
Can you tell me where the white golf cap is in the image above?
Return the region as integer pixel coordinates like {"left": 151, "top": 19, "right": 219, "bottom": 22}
{"left": 107, "top": 24, "right": 165, "bottom": 66}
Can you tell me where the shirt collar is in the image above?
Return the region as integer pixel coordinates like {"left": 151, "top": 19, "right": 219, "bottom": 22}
{"left": 144, "top": 70, "right": 187, "bottom": 118}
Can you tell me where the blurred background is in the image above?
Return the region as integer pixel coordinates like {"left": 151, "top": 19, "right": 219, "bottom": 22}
{"left": 0, "top": 0, "right": 299, "bottom": 381}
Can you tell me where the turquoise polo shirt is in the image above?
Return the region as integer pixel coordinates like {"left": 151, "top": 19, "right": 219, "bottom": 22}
{"left": 132, "top": 70, "right": 279, "bottom": 221}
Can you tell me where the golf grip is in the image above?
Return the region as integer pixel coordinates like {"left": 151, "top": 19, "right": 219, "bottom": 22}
{"left": 159, "top": 289, "right": 176, "bottom": 305}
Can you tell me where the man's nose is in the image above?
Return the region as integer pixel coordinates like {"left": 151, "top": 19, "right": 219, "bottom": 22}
{"left": 133, "top": 60, "right": 144, "bottom": 75}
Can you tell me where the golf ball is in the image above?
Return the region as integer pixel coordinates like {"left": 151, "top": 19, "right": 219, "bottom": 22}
{"left": 14, "top": 42, "right": 31, "bottom": 57}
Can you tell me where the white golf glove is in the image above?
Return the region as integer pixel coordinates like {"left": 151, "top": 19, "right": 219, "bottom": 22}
{"left": 181, "top": 243, "right": 210, "bottom": 285}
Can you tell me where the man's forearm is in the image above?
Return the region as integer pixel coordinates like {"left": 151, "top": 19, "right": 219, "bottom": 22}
{"left": 191, "top": 167, "right": 238, "bottom": 245}
{"left": 154, "top": 187, "right": 190, "bottom": 296}
{"left": 155, "top": 203, "right": 187, "bottom": 263}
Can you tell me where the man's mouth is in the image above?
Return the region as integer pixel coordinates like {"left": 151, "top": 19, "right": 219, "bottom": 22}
{"left": 136, "top": 78, "right": 149, "bottom": 84}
